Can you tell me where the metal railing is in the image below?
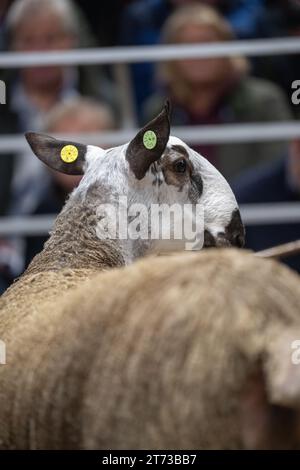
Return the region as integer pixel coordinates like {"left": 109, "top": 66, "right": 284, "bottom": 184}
{"left": 0, "top": 121, "right": 299, "bottom": 154}
{"left": 0, "top": 203, "right": 299, "bottom": 236}
{"left": 0, "top": 37, "right": 300, "bottom": 232}
{"left": 1, "top": 37, "right": 300, "bottom": 68}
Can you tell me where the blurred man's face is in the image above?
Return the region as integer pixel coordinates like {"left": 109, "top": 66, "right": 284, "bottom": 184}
{"left": 12, "top": 11, "right": 75, "bottom": 88}
{"left": 289, "top": 140, "right": 300, "bottom": 190}
{"left": 0, "top": 0, "right": 10, "bottom": 19}
{"left": 174, "top": 24, "right": 230, "bottom": 84}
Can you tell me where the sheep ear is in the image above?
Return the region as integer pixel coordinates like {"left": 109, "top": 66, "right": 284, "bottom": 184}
{"left": 25, "top": 132, "right": 88, "bottom": 175}
{"left": 239, "top": 368, "right": 300, "bottom": 449}
{"left": 240, "top": 331, "right": 300, "bottom": 450}
{"left": 126, "top": 101, "right": 171, "bottom": 180}
{"left": 265, "top": 330, "right": 300, "bottom": 408}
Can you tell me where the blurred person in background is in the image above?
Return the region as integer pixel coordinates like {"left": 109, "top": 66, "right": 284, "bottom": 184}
{"left": 0, "top": 0, "right": 12, "bottom": 50}
{"left": 232, "top": 138, "right": 300, "bottom": 273}
{"left": 0, "top": 0, "right": 117, "bottom": 294}
{"left": 143, "top": 4, "right": 292, "bottom": 179}
{"left": 5, "top": 0, "right": 114, "bottom": 120}
{"left": 74, "top": 0, "right": 127, "bottom": 47}
{"left": 0, "top": 0, "right": 116, "bottom": 219}
{"left": 254, "top": 0, "right": 300, "bottom": 110}
{"left": 120, "top": 0, "right": 266, "bottom": 113}
{"left": 0, "top": 97, "right": 115, "bottom": 294}
{"left": 24, "top": 97, "right": 115, "bottom": 267}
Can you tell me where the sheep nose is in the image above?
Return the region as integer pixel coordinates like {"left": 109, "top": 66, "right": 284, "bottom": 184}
{"left": 204, "top": 209, "right": 245, "bottom": 249}
{"left": 225, "top": 209, "right": 245, "bottom": 248}
{"left": 233, "top": 232, "right": 245, "bottom": 248}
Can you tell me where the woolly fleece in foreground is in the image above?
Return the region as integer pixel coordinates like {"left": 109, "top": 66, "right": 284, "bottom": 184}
{"left": 1, "top": 249, "right": 300, "bottom": 449}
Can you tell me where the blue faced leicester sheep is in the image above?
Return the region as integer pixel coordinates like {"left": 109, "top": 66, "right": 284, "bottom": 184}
{"left": 0, "top": 104, "right": 252, "bottom": 449}
{"left": 0, "top": 104, "right": 244, "bottom": 324}
{"left": 1, "top": 249, "right": 300, "bottom": 449}
{"left": 22, "top": 102, "right": 244, "bottom": 278}
{"left": 0, "top": 103, "right": 243, "bottom": 308}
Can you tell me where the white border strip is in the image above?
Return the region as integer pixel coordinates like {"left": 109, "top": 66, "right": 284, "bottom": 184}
{"left": 0, "top": 37, "right": 300, "bottom": 68}
{"left": 0, "top": 203, "right": 299, "bottom": 235}
{"left": 0, "top": 121, "right": 299, "bottom": 154}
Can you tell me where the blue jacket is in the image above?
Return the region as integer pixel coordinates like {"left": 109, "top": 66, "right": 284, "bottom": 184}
{"left": 232, "top": 157, "right": 300, "bottom": 273}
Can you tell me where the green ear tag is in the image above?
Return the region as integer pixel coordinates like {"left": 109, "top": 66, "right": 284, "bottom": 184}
{"left": 143, "top": 130, "right": 157, "bottom": 150}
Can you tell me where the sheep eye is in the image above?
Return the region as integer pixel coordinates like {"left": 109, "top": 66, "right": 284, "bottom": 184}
{"left": 173, "top": 159, "right": 187, "bottom": 174}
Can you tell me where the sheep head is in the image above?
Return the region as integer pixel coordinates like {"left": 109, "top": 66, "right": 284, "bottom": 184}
{"left": 25, "top": 103, "right": 244, "bottom": 254}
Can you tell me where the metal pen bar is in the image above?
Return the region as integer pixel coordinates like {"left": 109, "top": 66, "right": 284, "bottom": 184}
{"left": 0, "top": 203, "right": 300, "bottom": 235}
{"left": 0, "top": 37, "right": 300, "bottom": 68}
{"left": 0, "top": 121, "right": 299, "bottom": 154}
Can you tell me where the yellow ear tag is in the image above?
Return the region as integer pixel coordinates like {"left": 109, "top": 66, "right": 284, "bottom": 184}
{"left": 61, "top": 144, "right": 79, "bottom": 163}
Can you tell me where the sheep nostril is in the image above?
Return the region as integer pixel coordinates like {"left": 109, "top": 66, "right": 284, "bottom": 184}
{"left": 225, "top": 209, "right": 245, "bottom": 248}
{"left": 203, "top": 229, "right": 216, "bottom": 248}
{"left": 234, "top": 232, "right": 245, "bottom": 248}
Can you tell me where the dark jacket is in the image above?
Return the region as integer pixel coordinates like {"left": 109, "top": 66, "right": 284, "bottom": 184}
{"left": 232, "top": 157, "right": 300, "bottom": 273}
{"left": 0, "top": 105, "right": 17, "bottom": 216}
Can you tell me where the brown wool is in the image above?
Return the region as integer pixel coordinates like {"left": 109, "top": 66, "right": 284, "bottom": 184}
{"left": 1, "top": 249, "right": 300, "bottom": 449}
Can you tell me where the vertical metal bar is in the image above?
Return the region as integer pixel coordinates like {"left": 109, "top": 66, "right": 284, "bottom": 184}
{"left": 113, "top": 63, "right": 137, "bottom": 128}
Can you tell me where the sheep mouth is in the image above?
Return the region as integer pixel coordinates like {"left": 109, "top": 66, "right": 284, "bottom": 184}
{"left": 204, "top": 210, "right": 245, "bottom": 249}
{"left": 203, "top": 230, "right": 242, "bottom": 248}
{"left": 203, "top": 230, "right": 231, "bottom": 248}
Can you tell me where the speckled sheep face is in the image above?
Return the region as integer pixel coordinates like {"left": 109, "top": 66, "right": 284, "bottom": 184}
{"left": 82, "top": 136, "right": 244, "bottom": 251}
{"left": 25, "top": 103, "right": 244, "bottom": 252}
{"left": 155, "top": 136, "right": 245, "bottom": 249}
